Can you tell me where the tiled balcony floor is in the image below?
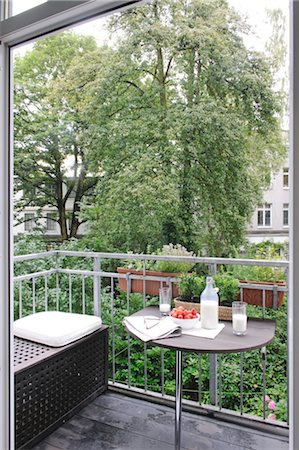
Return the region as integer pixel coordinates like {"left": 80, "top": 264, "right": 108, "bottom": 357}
{"left": 32, "top": 391, "right": 289, "bottom": 450}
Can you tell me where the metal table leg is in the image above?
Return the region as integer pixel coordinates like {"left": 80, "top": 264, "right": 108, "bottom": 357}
{"left": 175, "top": 350, "right": 182, "bottom": 450}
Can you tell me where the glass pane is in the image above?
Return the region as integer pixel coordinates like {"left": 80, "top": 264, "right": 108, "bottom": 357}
{"left": 257, "top": 210, "right": 264, "bottom": 226}
{"left": 10, "top": 0, "right": 47, "bottom": 17}
{"left": 265, "top": 211, "right": 271, "bottom": 226}
{"left": 283, "top": 209, "right": 289, "bottom": 226}
{"left": 283, "top": 174, "right": 289, "bottom": 188}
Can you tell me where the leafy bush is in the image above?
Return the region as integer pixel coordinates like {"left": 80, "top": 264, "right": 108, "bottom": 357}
{"left": 230, "top": 243, "right": 287, "bottom": 282}
{"left": 213, "top": 273, "right": 239, "bottom": 304}
{"left": 155, "top": 244, "right": 196, "bottom": 273}
{"left": 124, "top": 243, "right": 196, "bottom": 273}
{"left": 178, "top": 274, "right": 205, "bottom": 302}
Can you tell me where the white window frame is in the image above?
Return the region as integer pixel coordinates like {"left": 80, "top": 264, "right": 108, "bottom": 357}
{"left": 283, "top": 203, "right": 289, "bottom": 228}
{"left": 283, "top": 167, "right": 289, "bottom": 189}
{"left": 257, "top": 203, "right": 272, "bottom": 228}
{"left": 0, "top": 2, "right": 148, "bottom": 449}
{"left": 290, "top": 3, "right": 299, "bottom": 449}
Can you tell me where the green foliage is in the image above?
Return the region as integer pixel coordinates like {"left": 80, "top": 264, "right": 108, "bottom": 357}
{"left": 13, "top": 236, "right": 288, "bottom": 423}
{"left": 14, "top": 32, "right": 98, "bottom": 241}
{"left": 124, "top": 243, "right": 196, "bottom": 273}
{"left": 155, "top": 244, "right": 196, "bottom": 273}
{"left": 228, "top": 241, "right": 287, "bottom": 283}
{"left": 80, "top": 0, "right": 286, "bottom": 256}
{"left": 213, "top": 273, "right": 240, "bottom": 304}
{"left": 178, "top": 274, "right": 206, "bottom": 302}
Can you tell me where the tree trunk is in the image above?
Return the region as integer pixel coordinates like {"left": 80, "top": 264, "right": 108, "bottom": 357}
{"left": 57, "top": 177, "right": 69, "bottom": 241}
{"left": 69, "top": 166, "right": 86, "bottom": 238}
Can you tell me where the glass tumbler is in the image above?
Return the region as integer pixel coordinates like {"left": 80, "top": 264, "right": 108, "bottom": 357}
{"left": 159, "top": 287, "right": 171, "bottom": 316}
{"left": 232, "top": 301, "right": 247, "bottom": 336}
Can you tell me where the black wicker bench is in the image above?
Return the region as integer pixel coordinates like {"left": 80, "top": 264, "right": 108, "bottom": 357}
{"left": 14, "top": 325, "right": 108, "bottom": 450}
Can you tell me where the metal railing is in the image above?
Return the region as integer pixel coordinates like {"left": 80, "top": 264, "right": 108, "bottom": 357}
{"left": 13, "top": 250, "right": 289, "bottom": 429}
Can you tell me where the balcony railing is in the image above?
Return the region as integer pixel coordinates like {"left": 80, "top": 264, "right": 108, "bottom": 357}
{"left": 13, "top": 250, "right": 289, "bottom": 431}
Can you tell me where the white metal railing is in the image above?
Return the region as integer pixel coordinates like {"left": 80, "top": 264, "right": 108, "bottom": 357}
{"left": 13, "top": 250, "right": 289, "bottom": 428}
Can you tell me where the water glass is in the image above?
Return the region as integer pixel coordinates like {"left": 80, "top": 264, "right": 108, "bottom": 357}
{"left": 232, "top": 301, "right": 247, "bottom": 336}
{"left": 159, "top": 287, "right": 171, "bottom": 316}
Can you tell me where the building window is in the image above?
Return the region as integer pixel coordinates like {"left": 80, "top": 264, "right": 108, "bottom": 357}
{"left": 283, "top": 203, "right": 289, "bottom": 227}
{"left": 24, "top": 213, "right": 35, "bottom": 231}
{"left": 257, "top": 203, "right": 272, "bottom": 227}
{"left": 46, "top": 213, "right": 56, "bottom": 231}
{"left": 283, "top": 168, "right": 289, "bottom": 188}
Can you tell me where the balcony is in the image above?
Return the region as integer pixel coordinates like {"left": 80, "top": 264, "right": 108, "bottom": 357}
{"left": 14, "top": 251, "right": 289, "bottom": 449}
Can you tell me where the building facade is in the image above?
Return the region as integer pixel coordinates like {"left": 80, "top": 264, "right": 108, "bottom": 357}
{"left": 247, "top": 161, "right": 289, "bottom": 243}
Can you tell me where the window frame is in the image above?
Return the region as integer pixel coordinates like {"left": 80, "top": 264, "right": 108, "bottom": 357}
{"left": 283, "top": 167, "right": 289, "bottom": 189}
{"left": 0, "top": 2, "right": 149, "bottom": 449}
{"left": 283, "top": 203, "right": 289, "bottom": 228}
{"left": 257, "top": 203, "right": 272, "bottom": 228}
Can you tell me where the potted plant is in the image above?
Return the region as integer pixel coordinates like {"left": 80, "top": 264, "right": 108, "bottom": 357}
{"left": 117, "top": 244, "right": 196, "bottom": 297}
{"left": 174, "top": 273, "right": 240, "bottom": 320}
{"left": 230, "top": 265, "right": 286, "bottom": 308}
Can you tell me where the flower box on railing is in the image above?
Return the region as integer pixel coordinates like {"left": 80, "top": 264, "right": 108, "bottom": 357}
{"left": 117, "top": 267, "right": 180, "bottom": 298}
{"left": 239, "top": 280, "right": 286, "bottom": 308}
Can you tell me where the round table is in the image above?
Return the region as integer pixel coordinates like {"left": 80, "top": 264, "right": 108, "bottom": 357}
{"left": 127, "top": 306, "right": 276, "bottom": 450}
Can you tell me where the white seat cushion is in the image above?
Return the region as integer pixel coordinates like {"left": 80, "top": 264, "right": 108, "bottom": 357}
{"left": 14, "top": 311, "right": 103, "bottom": 347}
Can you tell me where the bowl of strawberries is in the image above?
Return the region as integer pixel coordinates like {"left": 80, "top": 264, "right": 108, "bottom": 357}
{"left": 170, "top": 306, "right": 200, "bottom": 330}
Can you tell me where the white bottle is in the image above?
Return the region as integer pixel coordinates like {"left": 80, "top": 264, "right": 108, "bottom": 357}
{"left": 200, "top": 277, "right": 219, "bottom": 329}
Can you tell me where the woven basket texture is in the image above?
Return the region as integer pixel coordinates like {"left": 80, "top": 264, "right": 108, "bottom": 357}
{"left": 174, "top": 299, "right": 232, "bottom": 321}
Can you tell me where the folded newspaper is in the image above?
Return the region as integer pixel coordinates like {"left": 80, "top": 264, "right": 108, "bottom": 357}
{"left": 123, "top": 315, "right": 225, "bottom": 343}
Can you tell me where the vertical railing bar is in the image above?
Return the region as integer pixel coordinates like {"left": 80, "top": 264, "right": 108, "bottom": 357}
{"left": 98, "top": 257, "right": 102, "bottom": 316}
{"left": 69, "top": 274, "right": 72, "bottom": 313}
{"left": 161, "top": 349, "right": 165, "bottom": 396}
{"left": 168, "top": 277, "right": 173, "bottom": 299}
{"left": 126, "top": 275, "right": 131, "bottom": 388}
{"left": 82, "top": 275, "right": 86, "bottom": 315}
{"left": 218, "top": 354, "right": 222, "bottom": 410}
{"left": 32, "top": 277, "right": 36, "bottom": 314}
{"left": 240, "top": 352, "right": 244, "bottom": 415}
{"left": 19, "top": 281, "right": 22, "bottom": 319}
{"left": 143, "top": 259, "right": 147, "bottom": 392}
{"left": 240, "top": 286, "right": 243, "bottom": 302}
{"left": 142, "top": 259, "right": 146, "bottom": 307}
{"left": 198, "top": 353, "right": 202, "bottom": 405}
{"left": 144, "top": 341, "right": 148, "bottom": 392}
{"left": 56, "top": 271, "right": 59, "bottom": 311}
{"left": 111, "top": 277, "right": 116, "bottom": 384}
{"left": 262, "top": 288, "right": 266, "bottom": 319}
{"left": 209, "top": 354, "right": 217, "bottom": 406}
{"left": 273, "top": 284, "right": 278, "bottom": 310}
{"left": 93, "top": 257, "right": 100, "bottom": 317}
{"left": 44, "top": 275, "right": 48, "bottom": 312}
{"left": 262, "top": 347, "right": 267, "bottom": 420}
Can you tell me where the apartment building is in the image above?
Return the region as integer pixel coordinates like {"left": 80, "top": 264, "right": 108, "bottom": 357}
{"left": 247, "top": 162, "right": 290, "bottom": 243}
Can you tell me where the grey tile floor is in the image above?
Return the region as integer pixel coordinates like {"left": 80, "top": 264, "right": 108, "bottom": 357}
{"left": 32, "top": 391, "right": 289, "bottom": 450}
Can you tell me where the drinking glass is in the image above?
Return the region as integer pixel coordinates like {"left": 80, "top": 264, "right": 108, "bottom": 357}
{"left": 232, "top": 301, "right": 247, "bottom": 336}
{"left": 159, "top": 287, "right": 171, "bottom": 316}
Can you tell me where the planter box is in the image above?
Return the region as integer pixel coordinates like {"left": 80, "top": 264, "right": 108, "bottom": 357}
{"left": 117, "top": 267, "right": 180, "bottom": 297}
{"left": 239, "top": 280, "right": 286, "bottom": 308}
{"left": 174, "top": 298, "right": 233, "bottom": 321}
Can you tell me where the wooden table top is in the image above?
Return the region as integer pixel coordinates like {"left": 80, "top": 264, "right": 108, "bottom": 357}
{"left": 129, "top": 306, "right": 276, "bottom": 354}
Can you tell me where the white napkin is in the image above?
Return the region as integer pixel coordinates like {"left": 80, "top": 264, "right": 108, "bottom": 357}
{"left": 182, "top": 322, "right": 225, "bottom": 339}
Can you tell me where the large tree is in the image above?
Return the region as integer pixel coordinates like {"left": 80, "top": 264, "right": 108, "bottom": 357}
{"left": 80, "top": 0, "right": 285, "bottom": 255}
{"left": 14, "top": 32, "right": 98, "bottom": 240}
